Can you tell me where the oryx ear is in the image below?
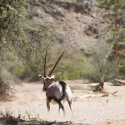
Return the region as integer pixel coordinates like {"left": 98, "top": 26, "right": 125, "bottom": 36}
{"left": 51, "top": 75, "right": 55, "bottom": 79}
{"left": 38, "top": 74, "right": 42, "bottom": 78}
{"left": 38, "top": 74, "right": 44, "bottom": 79}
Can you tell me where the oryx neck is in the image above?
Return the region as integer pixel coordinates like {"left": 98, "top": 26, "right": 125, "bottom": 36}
{"left": 44, "top": 78, "right": 56, "bottom": 90}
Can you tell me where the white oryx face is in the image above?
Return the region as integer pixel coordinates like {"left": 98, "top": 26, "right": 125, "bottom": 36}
{"left": 43, "top": 75, "right": 55, "bottom": 90}
{"left": 39, "top": 75, "right": 55, "bottom": 92}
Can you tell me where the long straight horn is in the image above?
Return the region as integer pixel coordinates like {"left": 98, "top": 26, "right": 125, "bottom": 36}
{"left": 49, "top": 49, "right": 66, "bottom": 76}
{"left": 44, "top": 50, "right": 47, "bottom": 77}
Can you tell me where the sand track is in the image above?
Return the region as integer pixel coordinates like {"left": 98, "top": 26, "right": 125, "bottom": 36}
{"left": 0, "top": 81, "right": 125, "bottom": 125}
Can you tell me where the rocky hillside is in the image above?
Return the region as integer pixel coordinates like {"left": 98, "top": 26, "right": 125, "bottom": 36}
{"left": 29, "top": 0, "right": 110, "bottom": 54}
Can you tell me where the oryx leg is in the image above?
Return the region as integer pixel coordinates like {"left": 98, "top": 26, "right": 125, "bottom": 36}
{"left": 46, "top": 97, "right": 53, "bottom": 112}
{"left": 58, "top": 101, "right": 65, "bottom": 115}
{"left": 58, "top": 104, "right": 61, "bottom": 115}
{"left": 67, "top": 99, "right": 74, "bottom": 115}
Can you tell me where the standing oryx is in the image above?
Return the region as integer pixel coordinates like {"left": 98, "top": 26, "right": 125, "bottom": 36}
{"left": 39, "top": 50, "right": 74, "bottom": 115}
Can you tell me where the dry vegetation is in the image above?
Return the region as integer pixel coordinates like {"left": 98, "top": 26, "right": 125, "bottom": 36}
{"left": 0, "top": 79, "right": 15, "bottom": 101}
{"left": 0, "top": 103, "right": 83, "bottom": 125}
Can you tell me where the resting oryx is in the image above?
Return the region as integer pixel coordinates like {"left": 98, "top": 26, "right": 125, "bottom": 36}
{"left": 39, "top": 50, "right": 74, "bottom": 115}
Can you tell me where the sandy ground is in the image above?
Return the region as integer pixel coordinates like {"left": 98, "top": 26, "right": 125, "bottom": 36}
{"left": 0, "top": 81, "right": 125, "bottom": 125}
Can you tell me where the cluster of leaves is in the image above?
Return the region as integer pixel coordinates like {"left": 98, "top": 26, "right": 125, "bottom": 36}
{"left": 97, "top": 0, "right": 125, "bottom": 73}
{"left": 0, "top": 0, "right": 58, "bottom": 82}
{"left": 97, "top": 0, "right": 125, "bottom": 26}
{"left": 0, "top": 0, "right": 56, "bottom": 60}
{"left": 0, "top": 0, "right": 27, "bottom": 54}
{"left": 0, "top": 0, "right": 83, "bottom": 82}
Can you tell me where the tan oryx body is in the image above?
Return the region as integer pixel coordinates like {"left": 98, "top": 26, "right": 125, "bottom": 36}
{"left": 39, "top": 50, "right": 74, "bottom": 115}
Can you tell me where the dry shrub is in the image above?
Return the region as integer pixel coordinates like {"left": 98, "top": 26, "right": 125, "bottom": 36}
{"left": 0, "top": 109, "right": 77, "bottom": 125}
{"left": 0, "top": 109, "right": 25, "bottom": 125}
{"left": 0, "top": 107, "right": 86, "bottom": 125}
{"left": 0, "top": 78, "right": 15, "bottom": 101}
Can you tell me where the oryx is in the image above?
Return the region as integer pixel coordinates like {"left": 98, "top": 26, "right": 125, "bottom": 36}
{"left": 39, "top": 50, "right": 74, "bottom": 115}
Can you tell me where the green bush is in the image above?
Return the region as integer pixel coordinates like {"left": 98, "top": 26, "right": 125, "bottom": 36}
{"left": 13, "top": 61, "right": 43, "bottom": 81}
{"left": 81, "top": 58, "right": 124, "bottom": 83}
{"left": 56, "top": 70, "right": 81, "bottom": 80}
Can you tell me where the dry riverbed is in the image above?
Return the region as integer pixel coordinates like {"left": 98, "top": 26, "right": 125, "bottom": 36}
{"left": 0, "top": 81, "right": 125, "bottom": 125}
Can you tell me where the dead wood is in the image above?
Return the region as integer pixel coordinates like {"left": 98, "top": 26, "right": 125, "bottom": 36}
{"left": 115, "top": 79, "right": 125, "bottom": 85}
{"left": 93, "top": 74, "right": 104, "bottom": 92}
{"left": 79, "top": 93, "right": 108, "bottom": 98}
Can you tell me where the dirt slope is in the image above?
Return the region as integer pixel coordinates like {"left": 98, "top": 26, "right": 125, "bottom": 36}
{"left": 29, "top": 0, "right": 110, "bottom": 53}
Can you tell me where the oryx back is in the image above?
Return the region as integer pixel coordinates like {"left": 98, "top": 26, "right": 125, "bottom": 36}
{"left": 65, "top": 85, "right": 72, "bottom": 101}
{"left": 46, "top": 81, "right": 66, "bottom": 104}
